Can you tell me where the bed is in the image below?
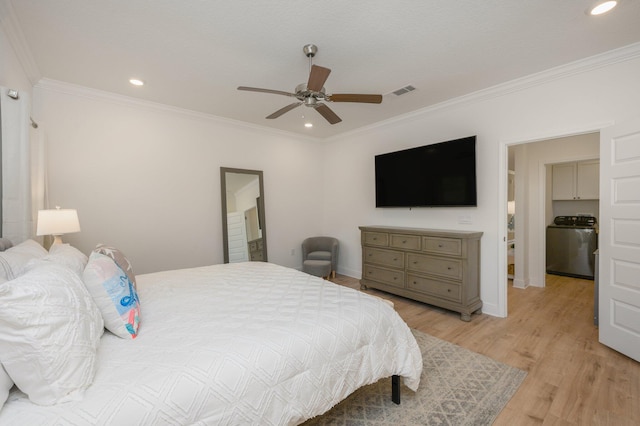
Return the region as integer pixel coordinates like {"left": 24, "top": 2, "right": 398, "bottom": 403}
{"left": 0, "top": 239, "right": 422, "bottom": 425}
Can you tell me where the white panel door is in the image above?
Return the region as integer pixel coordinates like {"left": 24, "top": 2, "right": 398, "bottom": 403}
{"left": 599, "top": 119, "right": 640, "bottom": 362}
{"left": 227, "top": 212, "right": 249, "bottom": 263}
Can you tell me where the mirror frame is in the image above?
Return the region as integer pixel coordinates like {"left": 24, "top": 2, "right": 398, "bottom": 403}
{"left": 220, "top": 167, "right": 267, "bottom": 263}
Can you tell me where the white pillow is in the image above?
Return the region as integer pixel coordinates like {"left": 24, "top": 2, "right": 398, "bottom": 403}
{"left": 27, "top": 243, "right": 89, "bottom": 278}
{"left": 0, "top": 239, "right": 47, "bottom": 281}
{"left": 83, "top": 251, "right": 141, "bottom": 339}
{"left": 0, "top": 364, "right": 13, "bottom": 410}
{"left": 0, "top": 263, "right": 104, "bottom": 406}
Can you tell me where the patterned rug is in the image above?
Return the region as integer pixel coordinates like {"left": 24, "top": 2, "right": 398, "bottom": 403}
{"left": 304, "top": 329, "right": 527, "bottom": 425}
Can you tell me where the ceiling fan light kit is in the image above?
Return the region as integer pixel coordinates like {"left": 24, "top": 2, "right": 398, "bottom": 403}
{"left": 238, "top": 44, "right": 382, "bottom": 125}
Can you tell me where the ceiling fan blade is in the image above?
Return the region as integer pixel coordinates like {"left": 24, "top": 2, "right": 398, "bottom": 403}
{"left": 238, "top": 86, "right": 296, "bottom": 98}
{"left": 266, "top": 102, "right": 302, "bottom": 119}
{"left": 328, "top": 93, "right": 383, "bottom": 104}
{"left": 307, "top": 65, "right": 331, "bottom": 92}
{"left": 314, "top": 103, "right": 342, "bottom": 125}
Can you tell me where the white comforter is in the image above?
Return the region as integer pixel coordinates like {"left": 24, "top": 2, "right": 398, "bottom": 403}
{"left": 0, "top": 262, "right": 422, "bottom": 425}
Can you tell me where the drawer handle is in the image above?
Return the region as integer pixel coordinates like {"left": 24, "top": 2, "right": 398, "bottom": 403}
{"left": 447, "top": 267, "right": 452, "bottom": 270}
{"left": 368, "top": 253, "right": 372, "bottom": 257}
{"left": 393, "top": 277, "right": 397, "bottom": 280}
{"left": 373, "top": 237, "right": 377, "bottom": 240}
{"left": 402, "top": 240, "right": 407, "bottom": 243}
{"left": 438, "top": 244, "right": 443, "bottom": 248}
{"left": 393, "top": 258, "right": 398, "bottom": 261}
{"left": 447, "top": 289, "right": 451, "bottom": 292}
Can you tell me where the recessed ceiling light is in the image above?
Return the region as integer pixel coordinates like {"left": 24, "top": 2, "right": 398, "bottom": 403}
{"left": 304, "top": 122, "right": 313, "bottom": 128}
{"left": 129, "top": 79, "right": 144, "bottom": 86}
{"left": 590, "top": 1, "right": 617, "bottom": 15}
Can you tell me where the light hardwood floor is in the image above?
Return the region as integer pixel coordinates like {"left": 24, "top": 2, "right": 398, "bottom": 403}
{"left": 331, "top": 273, "right": 640, "bottom": 425}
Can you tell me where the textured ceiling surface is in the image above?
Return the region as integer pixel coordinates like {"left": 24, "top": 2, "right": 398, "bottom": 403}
{"left": 5, "top": 0, "right": 640, "bottom": 138}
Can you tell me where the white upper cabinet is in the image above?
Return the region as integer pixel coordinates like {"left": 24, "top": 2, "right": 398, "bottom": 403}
{"left": 552, "top": 160, "right": 600, "bottom": 200}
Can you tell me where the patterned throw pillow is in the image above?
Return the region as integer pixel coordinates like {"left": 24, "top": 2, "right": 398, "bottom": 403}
{"left": 82, "top": 246, "right": 141, "bottom": 339}
{"left": 94, "top": 244, "right": 137, "bottom": 288}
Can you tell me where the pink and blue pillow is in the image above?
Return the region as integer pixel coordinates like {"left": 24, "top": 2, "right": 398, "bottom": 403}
{"left": 83, "top": 246, "right": 140, "bottom": 339}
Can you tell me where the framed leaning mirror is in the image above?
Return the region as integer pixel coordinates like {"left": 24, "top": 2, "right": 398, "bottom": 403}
{"left": 220, "top": 167, "right": 267, "bottom": 263}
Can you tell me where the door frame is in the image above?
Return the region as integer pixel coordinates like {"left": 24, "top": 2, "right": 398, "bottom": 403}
{"left": 498, "top": 122, "right": 612, "bottom": 317}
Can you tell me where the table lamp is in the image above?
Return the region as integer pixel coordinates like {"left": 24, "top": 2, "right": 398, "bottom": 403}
{"left": 36, "top": 207, "right": 81, "bottom": 245}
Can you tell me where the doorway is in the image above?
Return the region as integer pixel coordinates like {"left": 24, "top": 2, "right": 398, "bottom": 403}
{"left": 504, "top": 132, "right": 600, "bottom": 307}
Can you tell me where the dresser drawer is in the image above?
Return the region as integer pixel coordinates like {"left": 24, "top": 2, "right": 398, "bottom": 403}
{"left": 407, "top": 253, "right": 462, "bottom": 280}
{"left": 250, "top": 251, "right": 264, "bottom": 261}
{"left": 363, "top": 231, "right": 389, "bottom": 247}
{"left": 422, "top": 237, "right": 462, "bottom": 256}
{"left": 363, "top": 265, "right": 404, "bottom": 288}
{"left": 390, "top": 234, "right": 421, "bottom": 251}
{"left": 364, "top": 247, "right": 404, "bottom": 268}
{"left": 407, "top": 274, "right": 461, "bottom": 302}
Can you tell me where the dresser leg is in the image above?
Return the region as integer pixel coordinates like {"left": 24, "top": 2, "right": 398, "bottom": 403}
{"left": 460, "top": 312, "right": 471, "bottom": 322}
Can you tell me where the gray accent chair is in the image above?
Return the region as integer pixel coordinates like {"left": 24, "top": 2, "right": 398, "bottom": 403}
{"left": 302, "top": 237, "right": 339, "bottom": 279}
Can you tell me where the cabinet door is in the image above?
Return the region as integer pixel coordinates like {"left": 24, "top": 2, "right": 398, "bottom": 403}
{"left": 576, "top": 160, "right": 599, "bottom": 200}
{"left": 552, "top": 163, "right": 576, "bottom": 200}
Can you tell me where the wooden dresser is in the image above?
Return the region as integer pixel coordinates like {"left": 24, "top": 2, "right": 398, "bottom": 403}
{"left": 359, "top": 226, "right": 483, "bottom": 321}
{"left": 248, "top": 238, "right": 264, "bottom": 261}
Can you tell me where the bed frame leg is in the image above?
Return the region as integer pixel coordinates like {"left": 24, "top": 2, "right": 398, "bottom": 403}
{"left": 391, "top": 375, "right": 401, "bottom": 404}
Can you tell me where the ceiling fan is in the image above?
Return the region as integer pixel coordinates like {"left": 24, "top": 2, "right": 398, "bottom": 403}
{"left": 237, "top": 44, "right": 382, "bottom": 125}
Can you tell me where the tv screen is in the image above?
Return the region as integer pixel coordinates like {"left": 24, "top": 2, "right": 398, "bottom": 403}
{"left": 375, "top": 136, "right": 477, "bottom": 207}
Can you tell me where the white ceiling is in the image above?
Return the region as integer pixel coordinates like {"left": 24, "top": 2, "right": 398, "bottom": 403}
{"left": 5, "top": 0, "right": 640, "bottom": 139}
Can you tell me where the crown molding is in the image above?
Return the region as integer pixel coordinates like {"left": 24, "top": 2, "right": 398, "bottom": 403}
{"left": 328, "top": 41, "right": 640, "bottom": 143}
{"left": 0, "top": 0, "right": 41, "bottom": 84}
{"left": 35, "top": 78, "right": 322, "bottom": 143}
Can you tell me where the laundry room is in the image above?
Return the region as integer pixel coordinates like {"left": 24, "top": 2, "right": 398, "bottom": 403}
{"left": 547, "top": 158, "right": 599, "bottom": 280}
{"left": 508, "top": 131, "right": 600, "bottom": 289}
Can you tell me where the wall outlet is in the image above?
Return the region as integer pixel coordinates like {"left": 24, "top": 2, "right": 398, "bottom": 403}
{"left": 458, "top": 214, "right": 472, "bottom": 224}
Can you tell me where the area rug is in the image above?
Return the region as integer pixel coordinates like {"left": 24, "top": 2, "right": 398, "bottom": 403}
{"left": 304, "top": 329, "right": 527, "bottom": 425}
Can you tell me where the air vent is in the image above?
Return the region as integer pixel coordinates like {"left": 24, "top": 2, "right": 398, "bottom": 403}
{"left": 391, "top": 85, "right": 416, "bottom": 96}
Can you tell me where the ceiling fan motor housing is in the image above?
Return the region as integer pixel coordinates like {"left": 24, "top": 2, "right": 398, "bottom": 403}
{"left": 303, "top": 44, "right": 317, "bottom": 58}
{"left": 295, "top": 83, "right": 326, "bottom": 104}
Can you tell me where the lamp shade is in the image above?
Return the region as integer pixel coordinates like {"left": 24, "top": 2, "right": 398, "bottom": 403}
{"left": 36, "top": 209, "right": 81, "bottom": 236}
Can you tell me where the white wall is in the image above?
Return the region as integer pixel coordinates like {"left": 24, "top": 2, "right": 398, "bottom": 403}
{"left": 33, "top": 82, "right": 325, "bottom": 274}
{"left": 234, "top": 179, "right": 260, "bottom": 213}
{"left": 0, "top": 25, "right": 32, "bottom": 94}
{"left": 323, "top": 48, "right": 640, "bottom": 317}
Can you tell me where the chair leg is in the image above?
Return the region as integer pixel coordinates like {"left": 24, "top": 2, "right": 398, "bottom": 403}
{"left": 331, "top": 270, "right": 336, "bottom": 279}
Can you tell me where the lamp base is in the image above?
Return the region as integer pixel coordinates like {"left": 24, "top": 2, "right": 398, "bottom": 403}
{"left": 51, "top": 235, "right": 64, "bottom": 245}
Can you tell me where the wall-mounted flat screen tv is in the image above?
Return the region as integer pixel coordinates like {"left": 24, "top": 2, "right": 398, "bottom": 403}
{"left": 375, "top": 136, "right": 477, "bottom": 207}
